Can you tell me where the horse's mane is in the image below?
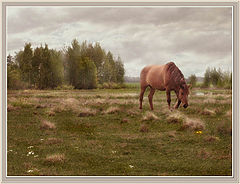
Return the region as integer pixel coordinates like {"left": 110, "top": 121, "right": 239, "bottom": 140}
{"left": 166, "top": 62, "right": 185, "bottom": 84}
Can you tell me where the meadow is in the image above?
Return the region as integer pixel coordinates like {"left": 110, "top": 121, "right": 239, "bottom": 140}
{"left": 7, "top": 84, "right": 232, "bottom": 176}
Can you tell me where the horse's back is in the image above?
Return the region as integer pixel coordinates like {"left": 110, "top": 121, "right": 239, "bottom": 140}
{"left": 140, "top": 64, "right": 167, "bottom": 90}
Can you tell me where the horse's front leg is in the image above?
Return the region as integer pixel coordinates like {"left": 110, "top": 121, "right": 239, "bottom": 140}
{"left": 166, "top": 90, "right": 171, "bottom": 110}
{"left": 174, "top": 99, "right": 181, "bottom": 109}
{"left": 174, "top": 91, "right": 181, "bottom": 109}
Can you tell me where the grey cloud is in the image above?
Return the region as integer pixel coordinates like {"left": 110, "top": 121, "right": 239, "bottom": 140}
{"left": 7, "top": 7, "right": 231, "bottom": 34}
{"left": 7, "top": 6, "right": 232, "bottom": 77}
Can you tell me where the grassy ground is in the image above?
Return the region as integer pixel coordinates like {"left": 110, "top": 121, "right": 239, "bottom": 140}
{"left": 7, "top": 86, "right": 232, "bottom": 176}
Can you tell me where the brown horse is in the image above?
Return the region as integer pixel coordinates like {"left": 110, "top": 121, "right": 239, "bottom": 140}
{"left": 139, "top": 62, "right": 191, "bottom": 110}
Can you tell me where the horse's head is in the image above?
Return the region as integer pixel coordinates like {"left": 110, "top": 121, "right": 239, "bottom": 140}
{"left": 179, "top": 79, "right": 191, "bottom": 108}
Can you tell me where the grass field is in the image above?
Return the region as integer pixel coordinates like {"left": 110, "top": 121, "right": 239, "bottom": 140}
{"left": 7, "top": 85, "right": 232, "bottom": 176}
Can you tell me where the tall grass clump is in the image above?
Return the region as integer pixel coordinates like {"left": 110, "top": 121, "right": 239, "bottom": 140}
{"left": 45, "top": 154, "right": 65, "bottom": 163}
{"left": 40, "top": 120, "right": 56, "bottom": 130}
{"left": 142, "top": 111, "right": 159, "bottom": 121}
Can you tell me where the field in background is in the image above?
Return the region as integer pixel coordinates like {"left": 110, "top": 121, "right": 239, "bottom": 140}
{"left": 7, "top": 85, "right": 232, "bottom": 176}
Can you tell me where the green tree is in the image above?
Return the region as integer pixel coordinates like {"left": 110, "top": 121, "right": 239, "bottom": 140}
{"left": 49, "top": 50, "right": 64, "bottom": 88}
{"left": 101, "top": 57, "right": 112, "bottom": 83}
{"left": 76, "top": 57, "right": 97, "bottom": 89}
{"left": 7, "top": 54, "right": 24, "bottom": 89}
{"left": 115, "top": 56, "right": 125, "bottom": 84}
{"left": 203, "top": 67, "right": 211, "bottom": 87}
{"left": 7, "top": 54, "right": 14, "bottom": 66}
{"left": 66, "top": 39, "right": 98, "bottom": 89}
{"left": 66, "top": 39, "right": 81, "bottom": 86}
{"left": 188, "top": 74, "right": 197, "bottom": 88}
{"left": 19, "top": 43, "right": 33, "bottom": 86}
{"left": 32, "top": 46, "right": 43, "bottom": 87}
{"left": 106, "top": 51, "right": 116, "bottom": 82}
{"left": 210, "top": 68, "right": 222, "bottom": 86}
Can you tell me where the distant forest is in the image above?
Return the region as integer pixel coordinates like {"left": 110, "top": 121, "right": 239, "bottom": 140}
{"left": 7, "top": 39, "right": 125, "bottom": 89}
{"left": 188, "top": 68, "right": 232, "bottom": 89}
{"left": 7, "top": 39, "right": 231, "bottom": 90}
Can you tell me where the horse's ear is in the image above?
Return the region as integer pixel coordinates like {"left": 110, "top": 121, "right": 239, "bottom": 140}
{"left": 188, "top": 84, "right": 192, "bottom": 89}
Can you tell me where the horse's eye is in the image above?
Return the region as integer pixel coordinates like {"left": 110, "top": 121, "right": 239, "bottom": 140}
{"left": 182, "top": 93, "right": 184, "bottom": 95}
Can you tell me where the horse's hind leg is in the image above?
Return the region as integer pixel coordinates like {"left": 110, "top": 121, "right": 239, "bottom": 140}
{"left": 139, "top": 85, "right": 148, "bottom": 109}
{"left": 148, "top": 87, "right": 156, "bottom": 110}
{"left": 166, "top": 90, "right": 172, "bottom": 110}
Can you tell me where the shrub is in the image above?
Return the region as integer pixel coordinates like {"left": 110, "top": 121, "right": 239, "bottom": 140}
{"left": 7, "top": 67, "right": 27, "bottom": 89}
{"left": 102, "top": 82, "right": 110, "bottom": 89}
{"left": 55, "top": 85, "right": 74, "bottom": 90}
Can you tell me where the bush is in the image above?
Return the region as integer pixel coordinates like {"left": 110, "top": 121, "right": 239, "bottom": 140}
{"left": 97, "top": 84, "right": 103, "bottom": 89}
{"left": 202, "top": 67, "right": 232, "bottom": 89}
{"left": 188, "top": 74, "right": 197, "bottom": 88}
{"left": 102, "top": 82, "right": 110, "bottom": 89}
{"left": 55, "top": 85, "right": 74, "bottom": 90}
{"left": 7, "top": 67, "right": 28, "bottom": 90}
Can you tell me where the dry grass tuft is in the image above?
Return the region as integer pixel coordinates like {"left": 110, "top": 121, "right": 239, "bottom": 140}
{"left": 217, "top": 121, "right": 232, "bottom": 135}
{"left": 203, "top": 98, "right": 216, "bottom": 104}
{"left": 64, "top": 98, "right": 79, "bottom": 105}
{"left": 142, "top": 111, "right": 159, "bottom": 121}
{"left": 119, "top": 143, "right": 128, "bottom": 148}
{"left": 225, "top": 110, "right": 232, "bottom": 117}
{"left": 121, "top": 118, "right": 129, "bottom": 123}
{"left": 7, "top": 104, "right": 17, "bottom": 112}
{"left": 204, "top": 136, "right": 219, "bottom": 142}
{"left": 103, "top": 106, "right": 121, "bottom": 114}
{"left": 40, "top": 120, "right": 56, "bottom": 130}
{"left": 45, "top": 138, "right": 63, "bottom": 145}
{"left": 36, "top": 104, "right": 47, "bottom": 109}
{"left": 8, "top": 97, "right": 17, "bottom": 103}
{"left": 108, "top": 99, "right": 138, "bottom": 105}
{"left": 52, "top": 106, "right": 65, "bottom": 113}
{"left": 45, "top": 153, "right": 65, "bottom": 163}
{"left": 166, "top": 112, "right": 184, "bottom": 124}
{"left": 94, "top": 99, "right": 106, "bottom": 105}
{"left": 167, "top": 131, "right": 176, "bottom": 138}
{"left": 47, "top": 110, "right": 55, "bottom": 116}
{"left": 78, "top": 108, "right": 97, "bottom": 117}
{"left": 201, "top": 108, "right": 216, "bottom": 116}
{"left": 140, "top": 124, "right": 149, "bottom": 133}
{"left": 127, "top": 109, "right": 139, "bottom": 116}
{"left": 56, "top": 98, "right": 81, "bottom": 113}
{"left": 180, "top": 118, "right": 205, "bottom": 131}
{"left": 197, "top": 149, "right": 211, "bottom": 159}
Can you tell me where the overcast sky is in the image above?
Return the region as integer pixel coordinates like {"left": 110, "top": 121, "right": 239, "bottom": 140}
{"left": 6, "top": 6, "right": 232, "bottom": 77}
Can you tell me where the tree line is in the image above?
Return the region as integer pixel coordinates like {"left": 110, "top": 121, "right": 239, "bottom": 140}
{"left": 188, "top": 67, "right": 232, "bottom": 89}
{"left": 7, "top": 39, "right": 125, "bottom": 89}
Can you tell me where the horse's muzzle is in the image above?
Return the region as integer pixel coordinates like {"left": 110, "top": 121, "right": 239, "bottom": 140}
{"left": 183, "top": 104, "right": 188, "bottom": 108}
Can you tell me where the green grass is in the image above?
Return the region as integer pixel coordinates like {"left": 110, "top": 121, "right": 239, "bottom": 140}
{"left": 7, "top": 87, "right": 232, "bottom": 176}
